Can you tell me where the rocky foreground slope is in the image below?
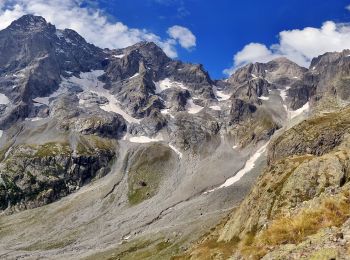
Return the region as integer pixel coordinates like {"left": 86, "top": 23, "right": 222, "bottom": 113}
{"left": 0, "top": 14, "right": 349, "bottom": 260}
{"left": 182, "top": 51, "right": 350, "bottom": 259}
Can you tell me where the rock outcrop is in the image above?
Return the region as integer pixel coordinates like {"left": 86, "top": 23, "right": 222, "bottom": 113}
{"left": 0, "top": 135, "right": 116, "bottom": 212}
{"left": 184, "top": 107, "right": 350, "bottom": 260}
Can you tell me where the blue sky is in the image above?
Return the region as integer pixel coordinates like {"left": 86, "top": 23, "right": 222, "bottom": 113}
{"left": 96, "top": 0, "right": 350, "bottom": 78}
{"left": 1, "top": 0, "right": 350, "bottom": 79}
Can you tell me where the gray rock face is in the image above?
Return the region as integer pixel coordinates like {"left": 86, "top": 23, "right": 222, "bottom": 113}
{"left": 160, "top": 88, "right": 190, "bottom": 112}
{"left": 0, "top": 136, "right": 116, "bottom": 212}
{"left": 171, "top": 113, "right": 221, "bottom": 153}
{"left": 0, "top": 15, "right": 105, "bottom": 95}
{"left": 226, "top": 57, "right": 309, "bottom": 111}
{"left": 102, "top": 43, "right": 215, "bottom": 118}
{"left": 228, "top": 58, "right": 306, "bottom": 86}
{"left": 309, "top": 50, "right": 350, "bottom": 103}
{"left": 287, "top": 79, "right": 315, "bottom": 110}
{"left": 267, "top": 108, "right": 350, "bottom": 164}
{"left": 0, "top": 15, "right": 108, "bottom": 130}
{"left": 229, "top": 99, "right": 257, "bottom": 124}
{"left": 233, "top": 78, "right": 271, "bottom": 103}
{"left": 110, "top": 68, "right": 164, "bottom": 118}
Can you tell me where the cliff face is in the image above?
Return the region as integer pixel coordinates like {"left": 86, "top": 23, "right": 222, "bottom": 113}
{"left": 0, "top": 135, "right": 116, "bottom": 212}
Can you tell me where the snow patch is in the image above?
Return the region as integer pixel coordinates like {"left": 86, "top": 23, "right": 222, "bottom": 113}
{"left": 279, "top": 85, "right": 309, "bottom": 119}
{"left": 0, "top": 93, "right": 10, "bottom": 105}
{"left": 205, "top": 143, "right": 268, "bottom": 193}
{"left": 33, "top": 70, "right": 141, "bottom": 124}
{"left": 127, "top": 135, "right": 164, "bottom": 143}
{"left": 33, "top": 79, "right": 70, "bottom": 105}
{"left": 213, "top": 86, "right": 231, "bottom": 101}
{"left": 290, "top": 102, "right": 309, "bottom": 119}
{"left": 210, "top": 105, "right": 221, "bottom": 111}
{"left": 68, "top": 71, "right": 141, "bottom": 124}
{"left": 169, "top": 143, "right": 183, "bottom": 158}
{"left": 72, "top": 71, "right": 141, "bottom": 124}
{"left": 0, "top": 130, "right": 3, "bottom": 138}
{"left": 280, "top": 85, "right": 309, "bottom": 119}
{"left": 130, "top": 73, "right": 139, "bottom": 79}
{"left": 186, "top": 99, "right": 203, "bottom": 114}
{"left": 55, "top": 30, "right": 64, "bottom": 38}
{"left": 161, "top": 109, "right": 175, "bottom": 119}
{"left": 25, "top": 117, "right": 44, "bottom": 122}
{"left": 258, "top": 96, "right": 269, "bottom": 101}
{"left": 4, "top": 147, "right": 12, "bottom": 159}
{"left": 154, "top": 78, "right": 188, "bottom": 94}
{"left": 71, "top": 70, "right": 105, "bottom": 87}
{"left": 64, "top": 38, "right": 73, "bottom": 44}
{"left": 279, "top": 87, "right": 290, "bottom": 102}
{"left": 100, "top": 102, "right": 141, "bottom": 124}
{"left": 113, "top": 54, "right": 125, "bottom": 59}
{"left": 34, "top": 70, "right": 104, "bottom": 106}
{"left": 218, "top": 143, "right": 268, "bottom": 188}
{"left": 122, "top": 235, "right": 131, "bottom": 241}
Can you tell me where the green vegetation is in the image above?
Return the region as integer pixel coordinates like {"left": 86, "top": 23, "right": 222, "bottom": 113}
{"left": 1, "top": 142, "right": 71, "bottom": 161}
{"left": 184, "top": 190, "right": 350, "bottom": 260}
{"left": 238, "top": 191, "right": 350, "bottom": 259}
{"left": 84, "top": 237, "right": 184, "bottom": 260}
{"left": 23, "top": 238, "right": 76, "bottom": 251}
{"left": 271, "top": 107, "right": 350, "bottom": 162}
{"left": 127, "top": 143, "right": 173, "bottom": 205}
{"left": 309, "top": 248, "right": 339, "bottom": 260}
{"left": 34, "top": 142, "right": 71, "bottom": 157}
{"left": 76, "top": 135, "right": 116, "bottom": 156}
{"left": 0, "top": 135, "right": 116, "bottom": 211}
{"left": 231, "top": 110, "right": 279, "bottom": 148}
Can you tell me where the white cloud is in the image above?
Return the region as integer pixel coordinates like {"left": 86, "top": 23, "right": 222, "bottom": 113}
{"left": 0, "top": 0, "right": 197, "bottom": 58}
{"left": 223, "top": 43, "right": 278, "bottom": 75}
{"left": 167, "top": 25, "right": 196, "bottom": 49}
{"left": 224, "top": 21, "right": 350, "bottom": 75}
{"left": 346, "top": 4, "right": 350, "bottom": 11}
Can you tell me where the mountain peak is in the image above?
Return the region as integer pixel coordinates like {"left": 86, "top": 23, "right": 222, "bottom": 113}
{"left": 309, "top": 49, "right": 350, "bottom": 70}
{"left": 270, "top": 56, "right": 293, "bottom": 64}
{"left": 124, "top": 41, "right": 168, "bottom": 56}
{"left": 8, "top": 14, "right": 52, "bottom": 32}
